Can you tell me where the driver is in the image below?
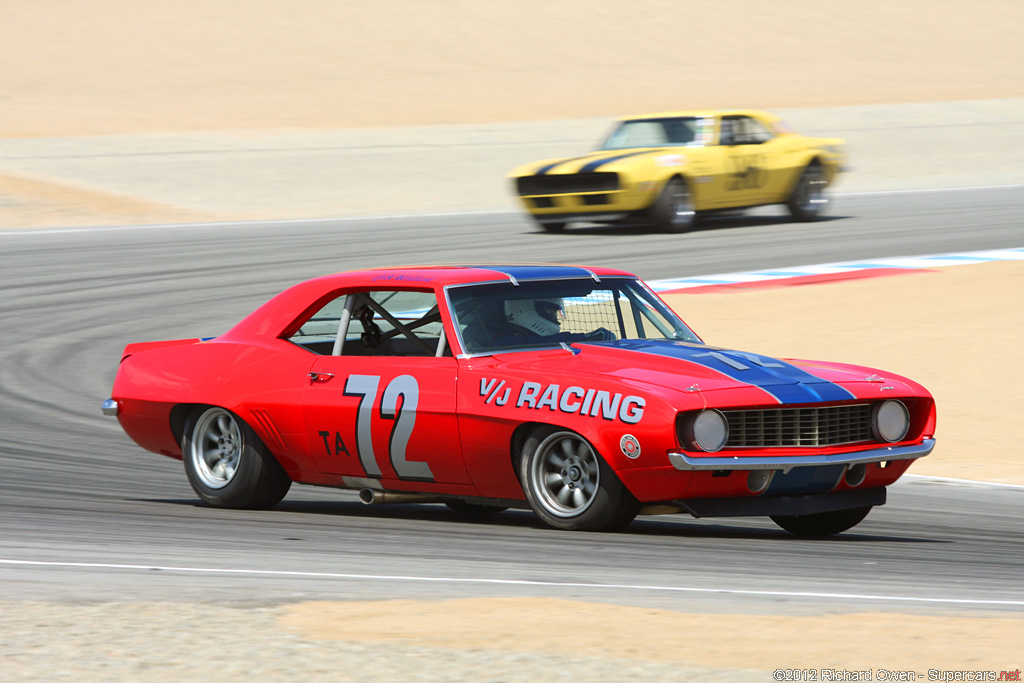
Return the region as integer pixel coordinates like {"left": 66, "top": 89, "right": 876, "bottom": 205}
{"left": 491, "top": 298, "right": 614, "bottom": 347}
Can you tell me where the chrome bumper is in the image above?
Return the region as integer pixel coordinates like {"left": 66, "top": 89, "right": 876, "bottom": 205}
{"left": 101, "top": 398, "right": 119, "bottom": 416}
{"left": 668, "top": 438, "right": 935, "bottom": 473}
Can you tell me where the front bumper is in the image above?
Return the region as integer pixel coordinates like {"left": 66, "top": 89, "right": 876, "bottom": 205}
{"left": 532, "top": 211, "right": 631, "bottom": 224}
{"left": 667, "top": 438, "right": 935, "bottom": 473}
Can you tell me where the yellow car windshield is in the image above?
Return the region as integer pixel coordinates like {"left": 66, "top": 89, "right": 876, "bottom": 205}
{"left": 601, "top": 117, "right": 700, "bottom": 150}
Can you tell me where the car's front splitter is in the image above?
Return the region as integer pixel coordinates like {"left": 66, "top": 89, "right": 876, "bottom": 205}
{"left": 668, "top": 486, "right": 886, "bottom": 519}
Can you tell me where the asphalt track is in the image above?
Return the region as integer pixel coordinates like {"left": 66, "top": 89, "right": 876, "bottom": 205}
{"left": 1, "top": 185, "right": 1023, "bottom": 614}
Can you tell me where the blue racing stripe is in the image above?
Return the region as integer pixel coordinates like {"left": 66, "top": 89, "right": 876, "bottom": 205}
{"left": 765, "top": 465, "right": 845, "bottom": 494}
{"left": 613, "top": 339, "right": 855, "bottom": 404}
{"left": 479, "top": 265, "right": 597, "bottom": 281}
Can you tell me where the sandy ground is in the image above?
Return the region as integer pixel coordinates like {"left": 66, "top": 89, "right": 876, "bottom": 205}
{"left": 3, "top": 599, "right": 1022, "bottom": 680}
{"left": 2, "top": 1, "right": 1022, "bottom": 678}
{"left": 2, "top": 1, "right": 1021, "bottom": 137}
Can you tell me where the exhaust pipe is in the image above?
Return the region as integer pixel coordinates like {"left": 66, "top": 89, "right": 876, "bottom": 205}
{"left": 358, "top": 489, "right": 446, "bottom": 506}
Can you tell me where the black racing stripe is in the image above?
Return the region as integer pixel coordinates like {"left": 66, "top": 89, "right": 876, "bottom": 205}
{"left": 535, "top": 156, "right": 593, "bottom": 175}
{"left": 577, "top": 150, "right": 657, "bottom": 173}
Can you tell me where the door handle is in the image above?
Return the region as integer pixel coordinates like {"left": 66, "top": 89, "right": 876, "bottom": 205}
{"left": 308, "top": 371, "right": 335, "bottom": 383}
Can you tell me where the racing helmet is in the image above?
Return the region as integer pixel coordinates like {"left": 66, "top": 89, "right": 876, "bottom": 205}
{"left": 505, "top": 298, "right": 564, "bottom": 336}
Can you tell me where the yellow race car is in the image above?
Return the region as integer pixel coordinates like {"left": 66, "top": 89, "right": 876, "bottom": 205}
{"left": 509, "top": 109, "right": 845, "bottom": 233}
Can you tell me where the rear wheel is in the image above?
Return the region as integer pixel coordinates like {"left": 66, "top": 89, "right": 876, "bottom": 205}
{"left": 770, "top": 505, "right": 872, "bottom": 537}
{"left": 181, "top": 406, "right": 291, "bottom": 509}
{"left": 650, "top": 178, "right": 696, "bottom": 233}
{"left": 519, "top": 426, "right": 639, "bottom": 531}
{"left": 786, "top": 163, "right": 828, "bottom": 221}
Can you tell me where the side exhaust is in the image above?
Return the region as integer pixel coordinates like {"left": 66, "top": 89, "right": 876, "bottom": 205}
{"left": 358, "top": 489, "right": 446, "bottom": 506}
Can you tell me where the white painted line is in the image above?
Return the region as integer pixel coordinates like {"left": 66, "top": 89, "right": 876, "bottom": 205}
{"left": 1, "top": 558, "right": 1022, "bottom": 606}
{"left": 0, "top": 210, "right": 520, "bottom": 237}
{"left": 837, "top": 183, "right": 1024, "bottom": 197}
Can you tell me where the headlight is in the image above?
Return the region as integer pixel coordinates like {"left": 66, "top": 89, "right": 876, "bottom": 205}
{"left": 873, "top": 400, "right": 910, "bottom": 443}
{"left": 679, "top": 409, "right": 729, "bottom": 452}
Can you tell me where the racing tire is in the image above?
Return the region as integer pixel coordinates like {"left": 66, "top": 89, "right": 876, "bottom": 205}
{"left": 786, "top": 162, "right": 828, "bottom": 221}
{"left": 650, "top": 177, "right": 696, "bottom": 233}
{"left": 519, "top": 426, "right": 640, "bottom": 531}
{"left": 445, "top": 501, "right": 509, "bottom": 517}
{"left": 770, "top": 505, "right": 872, "bottom": 537}
{"left": 535, "top": 221, "right": 566, "bottom": 233}
{"left": 181, "top": 406, "right": 292, "bottom": 509}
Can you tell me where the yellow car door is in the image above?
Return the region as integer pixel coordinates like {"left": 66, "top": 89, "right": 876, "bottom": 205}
{"left": 710, "top": 115, "right": 767, "bottom": 208}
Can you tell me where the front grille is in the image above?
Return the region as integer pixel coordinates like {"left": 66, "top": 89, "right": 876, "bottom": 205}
{"left": 582, "top": 194, "right": 609, "bottom": 205}
{"left": 724, "top": 404, "right": 873, "bottom": 448}
{"left": 517, "top": 172, "right": 620, "bottom": 196}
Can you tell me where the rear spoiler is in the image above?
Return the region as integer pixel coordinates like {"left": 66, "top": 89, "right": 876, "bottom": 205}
{"left": 120, "top": 338, "right": 204, "bottom": 362}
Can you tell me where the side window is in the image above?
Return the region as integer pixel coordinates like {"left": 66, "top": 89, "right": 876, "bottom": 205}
{"left": 733, "top": 116, "right": 773, "bottom": 144}
{"left": 287, "top": 290, "right": 446, "bottom": 357}
{"left": 720, "top": 116, "right": 773, "bottom": 145}
{"left": 718, "top": 116, "right": 738, "bottom": 146}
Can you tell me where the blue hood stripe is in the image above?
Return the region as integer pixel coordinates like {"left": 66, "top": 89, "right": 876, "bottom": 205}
{"left": 611, "top": 340, "right": 855, "bottom": 404}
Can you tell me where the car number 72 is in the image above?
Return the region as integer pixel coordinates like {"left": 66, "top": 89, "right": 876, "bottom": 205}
{"left": 340, "top": 374, "right": 434, "bottom": 482}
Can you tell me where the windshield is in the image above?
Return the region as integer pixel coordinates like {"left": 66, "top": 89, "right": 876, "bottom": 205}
{"left": 448, "top": 277, "right": 700, "bottom": 355}
{"left": 601, "top": 117, "right": 702, "bottom": 150}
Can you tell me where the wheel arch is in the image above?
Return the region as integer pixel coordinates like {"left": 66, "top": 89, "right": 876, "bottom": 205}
{"left": 782, "top": 155, "right": 824, "bottom": 196}
{"left": 665, "top": 171, "right": 701, "bottom": 207}
{"left": 171, "top": 401, "right": 287, "bottom": 466}
{"left": 169, "top": 402, "right": 206, "bottom": 448}
{"left": 509, "top": 419, "right": 625, "bottom": 483}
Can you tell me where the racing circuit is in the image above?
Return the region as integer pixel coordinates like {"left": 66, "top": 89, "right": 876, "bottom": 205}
{"left": 2, "top": 185, "right": 1022, "bottom": 602}
{"left": 1, "top": 178, "right": 1023, "bottom": 676}
{"left": 3, "top": 0, "right": 1024, "bottom": 675}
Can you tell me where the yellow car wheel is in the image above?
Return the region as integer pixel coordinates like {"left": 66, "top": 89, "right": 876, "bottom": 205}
{"left": 535, "top": 220, "right": 566, "bottom": 233}
{"left": 650, "top": 178, "right": 696, "bottom": 233}
{"left": 787, "top": 162, "right": 829, "bottom": 221}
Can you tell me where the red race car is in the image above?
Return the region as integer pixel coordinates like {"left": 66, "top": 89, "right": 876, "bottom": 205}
{"left": 103, "top": 265, "right": 935, "bottom": 536}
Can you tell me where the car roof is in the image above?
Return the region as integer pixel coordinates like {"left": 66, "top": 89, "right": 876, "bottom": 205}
{"left": 310, "top": 264, "right": 636, "bottom": 287}
{"left": 618, "top": 109, "right": 779, "bottom": 122}
{"left": 221, "top": 264, "right": 639, "bottom": 340}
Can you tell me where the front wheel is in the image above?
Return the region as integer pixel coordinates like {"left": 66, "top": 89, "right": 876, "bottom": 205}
{"left": 535, "top": 220, "right": 566, "bottom": 233}
{"left": 650, "top": 178, "right": 696, "bottom": 233}
{"left": 786, "top": 163, "right": 829, "bottom": 221}
{"left": 519, "top": 427, "right": 639, "bottom": 531}
{"left": 181, "top": 406, "right": 291, "bottom": 509}
{"left": 770, "top": 505, "right": 872, "bottom": 537}
{"left": 446, "top": 501, "right": 509, "bottom": 517}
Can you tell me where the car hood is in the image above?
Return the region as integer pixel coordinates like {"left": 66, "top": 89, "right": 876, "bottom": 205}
{"left": 512, "top": 147, "right": 687, "bottom": 177}
{"left": 552, "top": 339, "right": 917, "bottom": 404}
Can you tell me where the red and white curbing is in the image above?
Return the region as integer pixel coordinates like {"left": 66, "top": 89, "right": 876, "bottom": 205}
{"left": 649, "top": 247, "right": 1024, "bottom": 294}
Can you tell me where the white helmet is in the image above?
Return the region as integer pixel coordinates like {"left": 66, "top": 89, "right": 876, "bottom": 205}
{"left": 505, "top": 298, "right": 563, "bottom": 336}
